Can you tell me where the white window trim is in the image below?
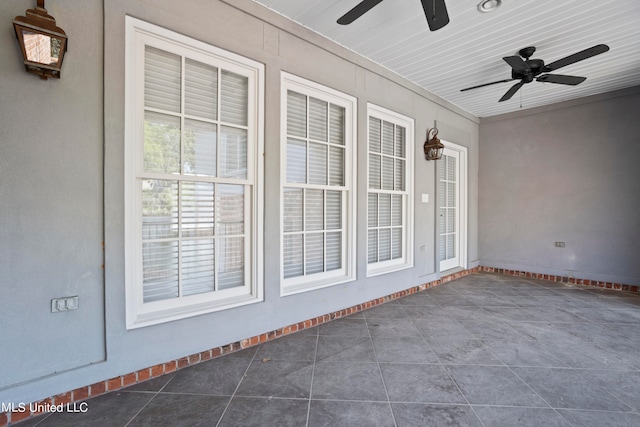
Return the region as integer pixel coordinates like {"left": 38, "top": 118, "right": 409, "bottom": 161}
{"left": 366, "top": 103, "right": 415, "bottom": 277}
{"left": 280, "top": 72, "right": 357, "bottom": 296}
{"left": 124, "top": 17, "right": 264, "bottom": 329}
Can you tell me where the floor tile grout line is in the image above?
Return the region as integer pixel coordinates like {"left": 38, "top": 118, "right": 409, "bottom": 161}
{"left": 304, "top": 327, "right": 320, "bottom": 427}
{"left": 505, "top": 364, "right": 568, "bottom": 413}
{"left": 437, "top": 283, "right": 567, "bottom": 418}
{"left": 124, "top": 372, "right": 178, "bottom": 426}
{"left": 214, "top": 347, "right": 260, "bottom": 427}
{"left": 363, "top": 311, "right": 399, "bottom": 427}
{"left": 408, "top": 297, "right": 488, "bottom": 427}
{"left": 434, "top": 301, "right": 508, "bottom": 368}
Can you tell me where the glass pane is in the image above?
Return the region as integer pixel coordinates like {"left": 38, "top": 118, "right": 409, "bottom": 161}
{"left": 182, "top": 239, "right": 215, "bottom": 296}
{"left": 217, "top": 184, "right": 244, "bottom": 236}
{"left": 446, "top": 234, "right": 455, "bottom": 259}
{"left": 283, "top": 187, "right": 303, "bottom": 232}
{"left": 368, "top": 193, "right": 378, "bottom": 228}
{"left": 392, "top": 228, "right": 402, "bottom": 260}
{"left": 287, "top": 138, "right": 307, "bottom": 183}
{"left": 184, "top": 119, "right": 216, "bottom": 176}
{"left": 369, "top": 117, "right": 381, "bottom": 153}
{"left": 379, "top": 193, "right": 391, "bottom": 227}
{"left": 185, "top": 59, "right": 217, "bottom": 120}
{"left": 447, "top": 155, "right": 456, "bottom": 181}
{"left": 379, "top": 228, "right": 391, "bottom": 262}
{"left": 439, "top": 208, "right": 446, "bottom": 235}
{"left": 395, "top": 158, "right": 405, "bottom": 191}
{"left": 305, "top": 189, "right": 324, "bottom": 231}
{"left": 439, "top": 156, "right": 447, "bottom": 181}
{"left": 309, "top": 142, "right": 327, "bottom": 185}
{"left": 447, "top": 208, "right": 456, "bottom": 233}
{"left": 326, "top": 231, "right": 342, "bottom": 271}
{"left": 145, "top": 46, "right": 181, "bottom": 113}
{"left": 20, "top": 31, "right": 61, "bottom": 65}
{"left": 382, "top": 121, "right": 394, "bottom": 155}
{"left": 144, "top": 112, "right": 181, "bottom": 174}
{"left": 142, "top": 179, "right": 178, "bottom": 239}
{"left": 369, "top": 154, "right": 381, "bottom": 190}
{"left": 218, "top": 237, "right": 244, "bottom": 289}
{"left": 329, "top": 105, "right": 345, "bottom": 145}
{"left": 392, "top": 194, "right": 402, "bottom": 227}
{"left": 448, "top": 182, "right": 456, "bottom": 208}
{"left": 287, "top": 90, "right": 307, "bottom": 138}
{"left": 309, "top": 97, "right": 328, "bottom": 142}
{"left": 382, "top": 157, "right": 394, "bottom": 190}
{"left": 220, "top": 70, "right": 248, "bottom": 126}
{"left": 305, "top": 233, "right": 324, "bottom": 274}
{"left": 329, "top": 146, "right": 344, "bottom": 187}
{"left": 283, "top": 234, "right": 303, "bottom": 278}
{"left": 143, "top": 241, "right": 179, "bottom": 302}
{"left": 181, "top": 181, "right": 214, "bottom": 238}
{"left": 368, "top": 229, "right": 378, "bottom": 264}
{"left": 395, "top": 126, "right": 406, "bottom": 158}
{"left": 438, "top": 178, "right": 446, "bottom": 208}
{"left": 439, "top": 235, "right": 446, "bottom": 261}
{"left": 219, "top": 126, "right": 247, "bottom": 179}
{"left": 326, "top": 191, "right": 341, "bottom": 230}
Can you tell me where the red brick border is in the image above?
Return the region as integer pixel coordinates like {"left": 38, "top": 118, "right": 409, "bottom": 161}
{"left": 5, "top": 265, "right": 637, "bottom": 426}
{"left": 479, "top": 266, "right": 639, "bottom": 293}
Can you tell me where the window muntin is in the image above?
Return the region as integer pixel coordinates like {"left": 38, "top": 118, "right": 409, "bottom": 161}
{"left": 125, "top": 18, "right": 263, "bottom": 328}
{"left": 281, "top": 74, "right": 356, "bottom": 295}
{"left": 367, "top": 104, "right": 414, "bottom": 276}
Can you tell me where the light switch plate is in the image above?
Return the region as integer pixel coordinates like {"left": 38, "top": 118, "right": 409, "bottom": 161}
{"left": 421, "top": 194, "right": 429, "bottom": 203}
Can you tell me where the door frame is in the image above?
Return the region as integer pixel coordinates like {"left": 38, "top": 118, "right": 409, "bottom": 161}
{"left": 438, "top": 140, "right": 468, "bottom": 272}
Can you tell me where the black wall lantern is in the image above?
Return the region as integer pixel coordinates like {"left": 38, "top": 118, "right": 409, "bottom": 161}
{"left": 13, "top": 0, "right": 67, "bottom": 80}
{"left": 424, "top": 127, "right": 444, "bottom": 161}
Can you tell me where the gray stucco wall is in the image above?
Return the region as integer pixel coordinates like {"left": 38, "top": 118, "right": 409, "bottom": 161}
{"left": 479, "top": 88, "right": 640, "bottom": 285}
{"left": 1, "top": 0, "right": 478, "bottom": 405}
{"left": 0, "top": 0, "right": 105, "bottom": 390}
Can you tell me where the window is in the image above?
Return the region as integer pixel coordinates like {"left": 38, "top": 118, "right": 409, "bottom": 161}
{"left": 367, "top": 104, "right": 414, "bottom": 276}
{"left": 125, "top": 17, "right": 264, "bottom": 328}
{"left": 280, "top": 73, "right": 356, "bottom": 295}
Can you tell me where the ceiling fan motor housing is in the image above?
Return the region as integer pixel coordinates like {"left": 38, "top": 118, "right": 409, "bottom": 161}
{"left": 512, "top": 58, "right": 544, "bottom": 82}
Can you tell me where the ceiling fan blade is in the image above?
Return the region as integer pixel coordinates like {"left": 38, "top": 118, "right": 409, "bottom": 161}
{"left": 537, "top": 74, "right": 586, "bottom": 85}
{"left": 337, "top": 0, "right": 384, "bottom": 25}
{"left": 460, "top": 78, "right": 516, "bottom": 92}
{"left": 420, "top": 0, "right": 450, "bottom": 31}
{"left": 503, "top": 56, "right": 530, "bottom": 73}
{"left": 499, "top": 81, "right": 525, "bottom": 102}
{"left": 544, "top": 44, "right": 609, "bottom": 71}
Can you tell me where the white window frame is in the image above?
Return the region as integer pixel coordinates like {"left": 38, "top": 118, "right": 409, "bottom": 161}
{"left": 124, "top": 17, "right": 264, "bottom": 329}
{"left": 366, "top": 104, "right": 414, "bottom": 277}
{"left": 280, "top": 72, "right": 357, "bottom": 296}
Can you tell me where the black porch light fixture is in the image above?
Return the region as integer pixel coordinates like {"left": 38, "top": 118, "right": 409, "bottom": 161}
{"left": 424, "top": 127, "right": 444, "bottom": 161}
{"left": 12, "top": 0, "right": 68, "bottom": 80}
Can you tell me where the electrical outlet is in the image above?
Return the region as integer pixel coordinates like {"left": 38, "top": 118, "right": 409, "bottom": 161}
{"left": 555, "top": 242, "right": 565, "bottom": 248}
{"left": 51, "top": 296, "right": 79, "bottom": 313}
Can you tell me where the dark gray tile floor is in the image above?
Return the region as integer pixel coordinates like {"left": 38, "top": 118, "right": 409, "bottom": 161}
{"left": 22, "top": 273, "right": 640, "bottom": 426}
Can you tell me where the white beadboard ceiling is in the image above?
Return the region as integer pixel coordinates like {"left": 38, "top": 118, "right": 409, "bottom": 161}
{"left": 251, "top": 0, "right": 640, "bottom": 117}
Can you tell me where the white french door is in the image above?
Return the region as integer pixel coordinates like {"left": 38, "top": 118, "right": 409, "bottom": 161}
{"left": 438, "top": 144, "right": 467, "bottom": 272}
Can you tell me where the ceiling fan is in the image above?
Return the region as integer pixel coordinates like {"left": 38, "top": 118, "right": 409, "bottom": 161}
{"left": 337, "top": 0, "right": 449, "bottom": 31}
{"left": 460, "top": 44, "right": 610, "bottom": 102}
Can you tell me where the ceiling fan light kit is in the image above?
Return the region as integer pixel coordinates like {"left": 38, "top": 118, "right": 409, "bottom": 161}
{"left": 461, "top": 44, "right": 610, "bottom": 102}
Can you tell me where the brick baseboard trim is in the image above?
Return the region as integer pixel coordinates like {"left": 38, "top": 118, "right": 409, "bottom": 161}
{"left": 479, "top": 266, "right": 639, "bottom": 294}
{"left": 2, "top": 267, "right": 481, "bottom": 426}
